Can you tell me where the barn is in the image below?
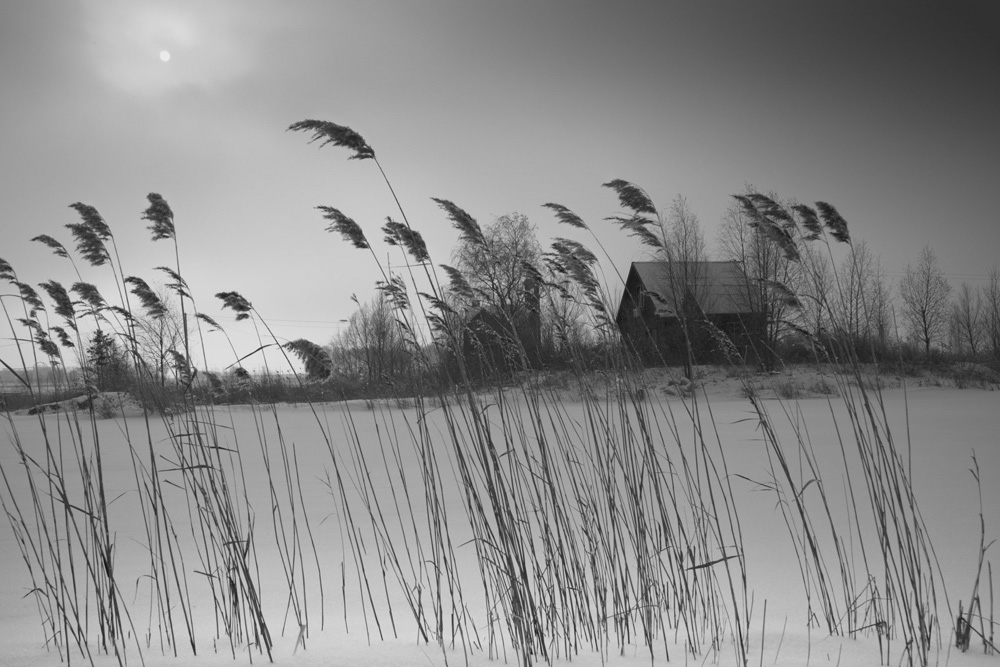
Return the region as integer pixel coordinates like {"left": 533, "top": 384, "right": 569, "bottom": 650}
{"left": 615, "top": 261, "right": 764, "bottom": 365}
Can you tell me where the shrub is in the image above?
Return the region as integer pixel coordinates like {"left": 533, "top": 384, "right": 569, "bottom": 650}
{"left": 950, "top": 363, "right": 1000, "bottom": 389}
{"left": 774, "top": 378, "right": 801, "bottom": 399}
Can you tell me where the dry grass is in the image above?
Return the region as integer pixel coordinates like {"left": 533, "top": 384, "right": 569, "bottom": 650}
{"left": 0, "top": 123, "right": 989, "bottom": 667}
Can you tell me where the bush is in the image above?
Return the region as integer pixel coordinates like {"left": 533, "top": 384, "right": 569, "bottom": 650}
{"left": 774, "top": 378, "right": 801, "bottom": 399}
{"left": 949, "top": 363, "right": 1000, "bottom": 389}
{"left": 807, "top": 377, "right": 838, "bottom": 396}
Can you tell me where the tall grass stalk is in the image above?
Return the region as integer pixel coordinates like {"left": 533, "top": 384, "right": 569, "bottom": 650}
{"left": 291, "top": 120, "right": 752, "bottom": 666}
{"left": 0, "top": 122, "right": 979, "bottom": 667}
{"left": 727, "top": 193, "right": 951, "bottom": 667}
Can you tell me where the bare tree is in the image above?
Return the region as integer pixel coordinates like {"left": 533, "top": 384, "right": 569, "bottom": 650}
{"left": 539, "top": 277, "right": 592, "bottom": 361}
{"left": 451, "top": 212, "right": 544, "bottom": 364}
{"left": 798, "top": 242, "right": 833, "bottom": 338}
{"left": 899, "top": 245, "right": 952, "bottom": 357}
{"left": 452, "top": 213, "right": 541, "bottom": 320}
{"left": 718, "top": 192, "right": 799, "bottom": 366}
{"left": 832, "top": 240, "right": 872, "bottom": 347}
{"left": 950, "top": 282, "right": 984, "bottom": 358}
{"left": 658, "top": 196, "right": 709, "bottom": 303}
{"left": 132, "top": 286, "right": 184, "bottom": 386}
{"left": 331, "top": 294, "right": 409, "bottom": 385}
{"left": 656, "top": 196, "right": 711, "bottom": 376}
{"left": 868, "top": 261, "right": 894, "bottom": 355}
{"left": 831, "top": 240, "right": 892, "bottom": 358}
{"left": 985, "top": 267, "right": 1000, "bottom": 361}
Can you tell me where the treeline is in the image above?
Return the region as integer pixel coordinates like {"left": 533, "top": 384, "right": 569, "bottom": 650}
{"left": 3, "top": 183, "right": 997, "bottom": 411}
{"left": 717, "top": 192, "right": 999, "bottom": 366}
{"left": 322, "top": 191, "right": 999, "bottom": 396}
{"left": 323, "top": 212, "right": 603, "bottom": 395}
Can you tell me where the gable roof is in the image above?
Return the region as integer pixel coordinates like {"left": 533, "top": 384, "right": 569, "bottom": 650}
{"left": 619, "top": 261, "right": 753, "bottom": 320}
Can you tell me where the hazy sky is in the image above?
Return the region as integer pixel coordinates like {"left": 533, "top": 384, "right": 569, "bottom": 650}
{"left": 1, "top": 1, "right": 998, "bottom": 371}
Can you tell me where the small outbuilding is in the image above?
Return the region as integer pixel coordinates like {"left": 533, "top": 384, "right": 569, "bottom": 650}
{"left": 460, "top": 278, "right": 542, "bottom": 378}
{"left": 615, "top": 261, "right": 764, "bottom": 365}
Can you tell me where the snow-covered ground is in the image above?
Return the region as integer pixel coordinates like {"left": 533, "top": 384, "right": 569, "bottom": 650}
{"left": 1, "top": 385, "right": 997, "bottom": 667}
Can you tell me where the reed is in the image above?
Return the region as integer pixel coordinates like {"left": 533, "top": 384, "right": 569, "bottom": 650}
{"left": 724, "top": 192, "right": 951, "bottom": 667}
{"left": 0, "top": 119, "right": 986, "bottom": 667}
{"left": 956, "top": 451, "right": 996, "bottom": 654}
{"left": 289, "top": 121, "right": 752, "bottom": 666}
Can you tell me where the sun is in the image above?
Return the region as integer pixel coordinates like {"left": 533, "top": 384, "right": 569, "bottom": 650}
{"left": 159, "top": 50, "right": 171, "bottom": 62}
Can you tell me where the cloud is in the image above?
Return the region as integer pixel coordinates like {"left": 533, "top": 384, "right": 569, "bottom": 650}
{"left": 81, "top": 1, "right": 265, "bottom": 96}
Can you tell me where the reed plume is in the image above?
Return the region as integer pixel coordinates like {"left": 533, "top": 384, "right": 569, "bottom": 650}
{"left": 376, "top": 275, "right": 410, "bottom": 312}
{"left": 37, "top": 280, "right": 77, "bottom": 328}
{"left": 431, "top": 197, "right": 485, "bottom": 247}
{"left": 155, "top": 266, "right": 191, "bottom": 299}
{"left": 34, "top": 330, "right": 61, "bottom": 360}
{"left": 125, "top": 276, "right": 168, "bottom": 319}
{"left": 747, "top": 192, "right": 793, "bottom": 224}
{"left": 215, "top": 291, "right": 253, "bottom": 321}
{"left": 166, "top": 349, "right": 196, "bottom": 388}
{"left": 288, "top": 119, "right": 375, "bottom": 160}
{"left": 791, "top": 204, "right": 823, "bottom": 240}
{"left": 0, "top": 257, "right": 14, "bottom": 280}
{"left": 13, "top": 281, "right": 45, "bottom": 312}
{"left": 317, "top": 206, "right": 370, "bottom": 249}
{"left": 142, "top": 193, "right": 176, "bottom": 241}
{"left": 282, "top": 339, "right": 333, "bottom": 380}
{"left": 382, "top": 218, "right": 429, "bottom": 263}
{"left": 195, "top": 312, "right": 222, "bottom": 331}
{"left": 542, "top": 203, "right": 588, "bottom": 230}
{"left": 106, "top": 305, "right": 134, "bottom": 323}
{"left": 545, "top": 238, "right": 604, "bottom": 314}
{"left": 439, "top": 264, "right": 474, "bottom": 301}
{"left": 69, "top": 201, "right": 112, "bottom": 239}
{"left": 51, "top": 325, "right": 75, "bottom": 349}
{"left": 732, "top": 194, "right": 800, "bottom": 262}
{"left": 30, "top": 234, "right": 70, "bottom": 258}
{"left": 603, "top": 178, "right": 657, "bottom": 215}
{"left": 815, "top": 201, "right": 850, "bottom": 243}
{"left": 605, "top": 214, "right": 663, "bottom": 248}
{"left": 65, "top": 220, "right": 110, "bottom": 266}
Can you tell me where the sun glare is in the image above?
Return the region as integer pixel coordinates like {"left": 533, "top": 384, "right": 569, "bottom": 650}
{"left": 159, "top": 50, "right": 171, "bottom": 62}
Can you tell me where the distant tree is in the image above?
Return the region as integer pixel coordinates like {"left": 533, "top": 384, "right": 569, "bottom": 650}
{"left": 947, "top": 282, "right": 983, "bottom": 358}
{"left": 86, "top": 330, "right": 130, "bottom": 391}
{"left": 798, "top": 243, "right": 833, "bottom": 339}
{"left": 452, "top": 212, "right": 542, "bottom": 322}
{"left": 538, "top": 276, "right": 591, "bottom": 363}
{"left": 656, "top": 196, "right": 710, "bottom": 376}
{"left": 717, "top": 191, "right": 799, "bottom": 367}
{"left": 658, "top": 195, "right": 709, "bottom": 302}
{"left": 868, "top": 262, "right": 894, "bottom": 356}
{"left": 451, "top": 212, "right": 543, "bottom": 365}
{"left": 331, "top": 294, "right": 409, "bottom": 385}
{"left": 899, "top": 246, "right": 952, "bottom": 357}
{"left": 985, "top": 267, "right": 1000, "bottom": 362}
{"left": 132, "top": 286, "right": 184, "bottom": 386}
{"left": 831, "top": 240, "right": 871, "bottom": 349}
{"left": 831, "top": 240, "right": 892, "bottom": 359}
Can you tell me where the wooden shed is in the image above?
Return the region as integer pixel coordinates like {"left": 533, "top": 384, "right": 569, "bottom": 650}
{"left": 615, "top": 261, "right": 764, "bottom": 365}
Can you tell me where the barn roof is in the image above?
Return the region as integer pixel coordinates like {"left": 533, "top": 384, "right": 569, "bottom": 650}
{"left": 618, "top": 261, "right": 754, "bottom": 320}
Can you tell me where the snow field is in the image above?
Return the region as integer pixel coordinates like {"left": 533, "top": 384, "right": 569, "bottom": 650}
{"left": 1, "top": 386, "right": 997, "bottom": 666}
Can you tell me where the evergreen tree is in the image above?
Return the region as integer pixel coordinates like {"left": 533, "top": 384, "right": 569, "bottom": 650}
{"left": 86, "top": 330, "right": 129, "bottom": 391}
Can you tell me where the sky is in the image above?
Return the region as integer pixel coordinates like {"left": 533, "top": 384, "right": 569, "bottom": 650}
{"left": 1, "top": 1, "right": 998, "bottom": 373}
